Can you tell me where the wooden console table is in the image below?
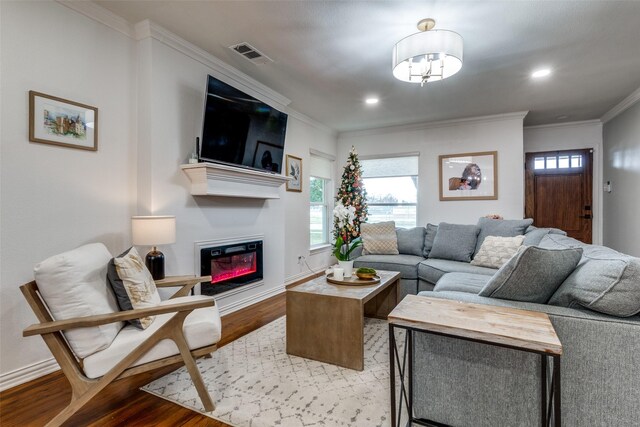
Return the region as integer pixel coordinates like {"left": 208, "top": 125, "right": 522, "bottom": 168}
{"left": 388, "top": 295, "right": 563, "bottom": 427}
{"left": 286, "top": 270, "right": 401, "bottom": 370}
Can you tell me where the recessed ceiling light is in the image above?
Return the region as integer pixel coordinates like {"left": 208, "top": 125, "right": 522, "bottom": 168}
{"left": 556, "top": 115, "right": 569, "bottom": 120}
{"left": 365, "top": 97, "right": 379, "bottom": 105}
{"left": 531, "top": 68, "right": 552, "bottom": 78}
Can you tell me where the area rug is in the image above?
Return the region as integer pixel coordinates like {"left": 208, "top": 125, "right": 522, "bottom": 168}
{"left": 142, "top": 316, "right": 405, "bottom": 427}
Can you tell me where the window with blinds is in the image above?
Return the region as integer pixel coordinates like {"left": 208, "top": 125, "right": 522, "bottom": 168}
{"left": 361, "top": 156, "right": 418, "bottom": 228}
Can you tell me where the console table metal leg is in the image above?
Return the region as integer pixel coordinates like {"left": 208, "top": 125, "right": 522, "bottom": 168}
{"left": 553, "top": 355, "right": 561, "bottom": 427}
{"left": 541, "top": 355, "right": 548, "bottom": 427}
{"left": 389, "top": 324, "right": 397, "bottom": 427}
{"left": 408, "top": 329, "right": 413, "bottom": 424}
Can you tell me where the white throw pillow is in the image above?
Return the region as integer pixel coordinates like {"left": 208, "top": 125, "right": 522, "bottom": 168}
{"left": 471, "top": 235, "right": 525, "bottom": 269}
{"left": 361, "top": 221, "right": 399, "bottom": 255}
{"left": 34, "top": 243, "right": 124, "bottom": 358}
{"left": 112, "top": 247, "right": 161, "bottom": 329}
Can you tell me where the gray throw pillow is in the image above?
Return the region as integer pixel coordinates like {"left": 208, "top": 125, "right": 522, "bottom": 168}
{"left": 546, "top": 236, "right": 640, "bottom": 317}
{"left": 479, "top": 246, "right": 583, "bottom": 303}
{"left": 475, "top": 217, "right": 533, "bottom": 256}
{"left": 524, "top": 226, "right": 568, "bottom": 246}
{"left": 422, "top": 223, "right": 438, "bottom": 258}
{"left": 396, "top": 227, "right": 426, "bottom": 257}
{"left": 429, "top": 223, "right": 480, "bottom": 263}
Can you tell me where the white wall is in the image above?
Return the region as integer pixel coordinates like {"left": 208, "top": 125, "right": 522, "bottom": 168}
{"left": 602, "top": 100, "right": 640, "bottom": 256}
{"left": 337, "top": 113, "right": 527, "bottom": 225}
{"left": 523, "top": 121, "right": 604, "bottom": 244}
{"left": 0, "top": 1, "right": 136, "bottom": 385}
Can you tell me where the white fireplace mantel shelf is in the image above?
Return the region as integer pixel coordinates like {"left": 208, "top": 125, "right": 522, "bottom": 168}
{"left": 180, "top": 162, "right": 291, "bottom": 199}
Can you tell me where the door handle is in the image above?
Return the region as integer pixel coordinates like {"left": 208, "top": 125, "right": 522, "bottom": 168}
{"left": 579, "top": 214, "right": 592, "bottom": 219}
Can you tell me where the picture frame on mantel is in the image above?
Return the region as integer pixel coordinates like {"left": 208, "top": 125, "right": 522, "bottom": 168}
{"left": 286, "top": 155, "right": 302, "bottom": 192}
{"left": 29, "top": 91, "right": 98, "bottom": 151}
{"left": 439, "top": 151, "right": 498, "bottom": 201}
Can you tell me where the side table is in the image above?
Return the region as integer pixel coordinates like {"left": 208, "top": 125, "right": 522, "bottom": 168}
{"left": 388, "top": 295, "right": 562, "bottom": 427}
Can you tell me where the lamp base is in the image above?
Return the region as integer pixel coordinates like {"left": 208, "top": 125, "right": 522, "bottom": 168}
{"left": 145, "top": 249, "right": 165, "bottom": 280}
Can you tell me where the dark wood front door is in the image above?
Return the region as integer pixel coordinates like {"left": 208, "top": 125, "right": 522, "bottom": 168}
{"left": 525, "top": 149, "right": 593, "bottom": 243}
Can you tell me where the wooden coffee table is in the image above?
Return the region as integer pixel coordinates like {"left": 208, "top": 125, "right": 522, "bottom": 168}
{"left": 286, "top": 270, "right": 401, "bottom": 370}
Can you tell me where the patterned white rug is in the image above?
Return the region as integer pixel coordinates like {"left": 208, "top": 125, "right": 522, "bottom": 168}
{"left": 142, "top": 316, "right": 404, "bottom": 427}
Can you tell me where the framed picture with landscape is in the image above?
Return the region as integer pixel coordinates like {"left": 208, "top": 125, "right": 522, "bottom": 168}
{"left": 29, "top": 91, "right": 98, "bottom": 151}
{"left": 439, "top": 151, "right": 498, "bottom": 201}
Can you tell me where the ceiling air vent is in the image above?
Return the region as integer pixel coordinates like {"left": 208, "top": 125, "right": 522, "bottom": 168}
{"left": 229, "top": 42, "right": 274, "bottom": 65}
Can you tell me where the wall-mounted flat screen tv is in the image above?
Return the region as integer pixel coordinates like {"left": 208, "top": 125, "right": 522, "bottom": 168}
{"left": 200, "top": 75, "right": 288, "bottom": 174}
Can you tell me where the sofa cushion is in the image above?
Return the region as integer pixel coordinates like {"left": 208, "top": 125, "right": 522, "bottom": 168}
{"left": 474, "top": 217, "right": 533, "bottom": 256}
{"left": 523, "top": 225, "right": 567, "bottom": 246}
{"left": 429, "top": 223, "right": 480, "bottom": 263}
{"left": 361, "top": 221, "right": 399, "bottom": 255}
{"left": 396, "top": 227, "right": 426, "bottom": 257}
{"left": 354, "top": 254, "right": 424, "bottom": 279}
{"left": 108, "top": 246, "right": 161, "bottom": 330}
{"left": 434, "top": 272, "right": 491, "bottom": 294}
{"left": 418, "top": 259, "right": 497, "bottom": 286}
{"left": 33, "top": 243, "right": 124, "bottom": 358}
{"left": 422, "top": 223, "right": 438, "bottom": 258}
{"left": 471, "top": 235, "right": 525, "bottom": 269}
{"left": 479, "top": 246, "right": 583, "bottom": 303}
{"left": 83, "top": 295, "right": 221, "bottom": 379}
{"left": 544, "top": 234, "right": 640, "bottom": 317}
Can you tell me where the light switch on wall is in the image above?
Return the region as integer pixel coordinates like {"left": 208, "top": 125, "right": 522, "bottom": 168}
{"left": 604, "top": 181, "right": 612, "bottom": 193}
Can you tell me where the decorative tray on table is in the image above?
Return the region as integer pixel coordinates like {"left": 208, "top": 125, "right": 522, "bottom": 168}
{"left": 326, "top": 273, "right": 381, "bottom": 286}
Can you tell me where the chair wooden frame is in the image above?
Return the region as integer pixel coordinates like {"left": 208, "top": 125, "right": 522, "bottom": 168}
{"left": 21, "top": 275, "right": 216, "bottom": 427}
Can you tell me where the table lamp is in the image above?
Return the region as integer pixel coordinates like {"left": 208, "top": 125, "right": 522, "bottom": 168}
{"left": 131, "top": 215, "right": 176, "bottom": 280}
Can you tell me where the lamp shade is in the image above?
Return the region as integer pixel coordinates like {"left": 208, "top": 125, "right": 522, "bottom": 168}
{"left": 131, "top": 216, "right": 176, "bottom": 246}
{"left": 392, "top": 29, "right": 463, "bottom": 83}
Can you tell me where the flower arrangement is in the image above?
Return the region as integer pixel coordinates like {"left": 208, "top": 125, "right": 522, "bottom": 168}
{"left": 484, "top": 214, "right": 504, "bottom": 220}
{"left": 332, "top": 202, "right": 362, "bottom": 261}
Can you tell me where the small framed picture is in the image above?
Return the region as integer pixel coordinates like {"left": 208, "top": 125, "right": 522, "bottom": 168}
{"left": 29, "top": 91, "right": 98, "bottom": 151}
{"left": 439, "top": 151, "right": 498, "bottom": 201}
{"left": 286, "top": 155, "right": 302, "bottom": 192}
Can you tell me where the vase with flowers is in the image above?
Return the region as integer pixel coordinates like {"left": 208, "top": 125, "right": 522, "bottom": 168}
{"left": 332, "top": 202, "right": 362, "bottom": 277}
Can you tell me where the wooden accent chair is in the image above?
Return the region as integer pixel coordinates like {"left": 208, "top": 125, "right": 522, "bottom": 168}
{"left": 21, "top": 244, "right": 220, "bottom": 427}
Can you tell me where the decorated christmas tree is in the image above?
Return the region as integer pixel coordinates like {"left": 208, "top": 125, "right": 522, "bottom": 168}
{"left": 334, "top": 146, "right": 368, "bottom": 245}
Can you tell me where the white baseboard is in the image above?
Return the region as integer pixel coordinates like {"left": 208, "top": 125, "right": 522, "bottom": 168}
{"left": 0, "top": 358, "right": 60, "bottom": 392}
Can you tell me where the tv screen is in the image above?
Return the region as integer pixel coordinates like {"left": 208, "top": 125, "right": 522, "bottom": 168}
{"left": 200, "top": 75, "right": 288, "bottom": 174}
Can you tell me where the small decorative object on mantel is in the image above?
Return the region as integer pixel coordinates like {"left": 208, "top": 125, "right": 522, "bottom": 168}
{"left": 29, "top": 91, "right": 98, "bottom": 151}
{"left": 439, "top": 151, "right": 498, "bottom": 201}
{"left": 286, "top": 154, "right": 302, "bottom": 192}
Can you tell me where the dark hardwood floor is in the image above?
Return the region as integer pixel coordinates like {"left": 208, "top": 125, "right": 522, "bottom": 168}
{"left": 0, "top": 292, "right": 286, "bottom": 426}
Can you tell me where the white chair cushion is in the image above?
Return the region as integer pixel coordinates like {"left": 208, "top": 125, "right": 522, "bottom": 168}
{"left": 34, "top": 243, "right": 123, "bottom": 358}
{"left": 82, "top": 295, "right": 222, "bottom": 379}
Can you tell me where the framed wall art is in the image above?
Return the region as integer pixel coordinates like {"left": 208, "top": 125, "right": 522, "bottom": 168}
{"left": 29, "top": 91, "right": 98, "bottom": 151}
{"left": 439, "top": 151, "right": 498, "bottom": 201}
{"left": 286, "top": 155, "right": 302, "bottom": 192}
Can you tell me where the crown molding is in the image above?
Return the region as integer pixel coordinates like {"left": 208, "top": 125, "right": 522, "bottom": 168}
{"left": 524, "top": 119, "right": 602, "bottom": 131}
{"left": 338, "top": 111, "right": 529, "bottom": 139}
{"left": 601, "top": 86, "right": 640, "bottom": 123}
{"left": 56, "top": 1, "right": 134, "bottom": 38}
{"left": 134, "top": 20, "right": 292, "bottom": 109}
{"left": 286, "top": 109, "right": 337, "bottom": 136}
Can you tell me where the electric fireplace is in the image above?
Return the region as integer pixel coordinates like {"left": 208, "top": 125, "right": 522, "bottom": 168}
{"left": 200, "top": 240, "right": 263, "bottom": 295}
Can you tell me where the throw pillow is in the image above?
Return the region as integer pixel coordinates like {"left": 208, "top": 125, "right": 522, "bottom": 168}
{"left": 471, "top": 235, "right": 525, "bottom": 269}
{"left": 361, "top": 221, "right": 399, "bottom": 255}
{"left": 428, "top": 223, "right": 480, "bottom": 263}
{"left": 524, "top": 226, "right": 568, "bottom": 246}
{"left": 422, "top": 223, "right": 438, "bottom": 258}
{"left": 474, "top": 217, "right": 533, "bottom": 256}
{"left": 107, "top": 246, "right": 161, "bottom": 329}
{"left": 396, "top": 227, "right": 426, "bottom": 257}
{"left": 478, "top": 245, "right": 583, "bottom": 303}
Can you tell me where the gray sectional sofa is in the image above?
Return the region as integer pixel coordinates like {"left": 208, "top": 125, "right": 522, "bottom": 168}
{"left": 353, "top": 220, "right": 640, "bottom": 426}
